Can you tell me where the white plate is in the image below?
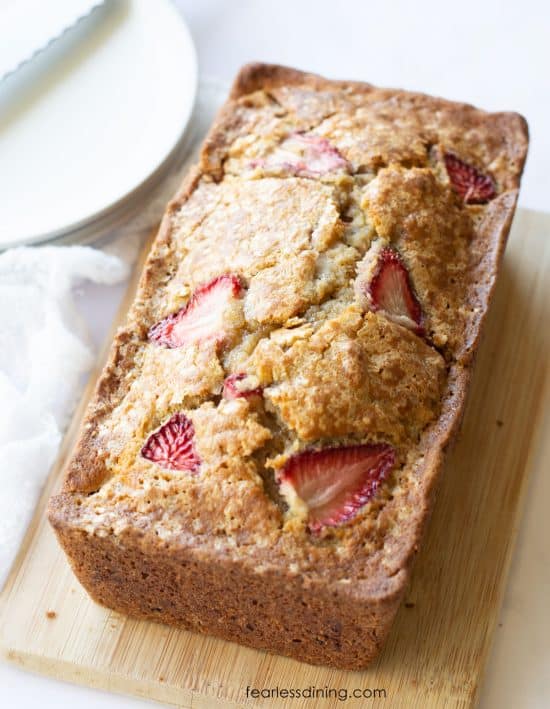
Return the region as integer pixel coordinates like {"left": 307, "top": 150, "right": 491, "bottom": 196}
{"left": 0, "top": 0, "right": 197, "bottom": 247}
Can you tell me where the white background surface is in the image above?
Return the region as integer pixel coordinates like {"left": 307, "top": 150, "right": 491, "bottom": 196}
{"left": 2, "top": 0, "right": 549, "bottom": 707}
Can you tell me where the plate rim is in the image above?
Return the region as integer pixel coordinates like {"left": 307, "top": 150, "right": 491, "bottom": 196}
{"left": 0, "top": 0, "right": 198, "bottom": 249}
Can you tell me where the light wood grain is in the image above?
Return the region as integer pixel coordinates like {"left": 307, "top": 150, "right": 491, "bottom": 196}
{"left": 1, "top": 209, "right": 548, "bottom": 709}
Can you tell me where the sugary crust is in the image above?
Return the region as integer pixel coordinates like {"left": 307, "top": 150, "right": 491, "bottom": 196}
{"left": 48, "top": 64, "right": 528, "bottom": 669}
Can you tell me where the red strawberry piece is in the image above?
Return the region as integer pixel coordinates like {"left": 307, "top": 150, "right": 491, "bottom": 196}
{"left": 278, "top": 444, "right": 395, "bottom": 532}
{"left": 287, "top": 132, "right": 350, "bottom": 174}
{"left": 367, "top": 247, "right": 423, "bottom": 334}
{"left": 253, "top": 132, "right": 350, "bottom": 176}
{"left": 222, "top": 373, "right": 263, "bottom": 400}
{"left": 444, "top": 152, "right": 496, "bottom": 204}
{"left": 149, "top": 274, "right": 242, "bottom": 349}
{"left": 141, "top": 412, "right": 200, "bottom": 473}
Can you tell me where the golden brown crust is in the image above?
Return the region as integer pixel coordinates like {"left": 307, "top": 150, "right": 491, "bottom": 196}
{"left": 48, "top": 63, "right": 528, "bottom": 669}
{"left": 48, "top": 508, "right": 403, "bottom": 669}
{"left": 229, "top": 62, "right": 375, "bottom": 99}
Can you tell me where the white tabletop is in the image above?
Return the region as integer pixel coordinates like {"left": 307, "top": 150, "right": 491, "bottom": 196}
{"left": 2, "top": 0, "right": 549, "bottom": 706}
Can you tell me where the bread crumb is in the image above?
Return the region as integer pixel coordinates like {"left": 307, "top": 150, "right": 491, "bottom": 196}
{"left": 46, "top": 610, "right": 57, "bottom": 619}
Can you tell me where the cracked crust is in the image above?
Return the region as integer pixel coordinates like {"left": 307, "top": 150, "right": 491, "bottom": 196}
{"left": 48, "top": 64, "right": 528, "bottom": 669}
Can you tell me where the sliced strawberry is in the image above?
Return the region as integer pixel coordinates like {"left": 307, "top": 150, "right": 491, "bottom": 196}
{"left": 444, "top": 152, "right": 496, "bottom": 204}
{"left": 252, "top": 132, "right": 350, "bottom": 176}
{"left": 367, "top": 247, "right": 423, "bottom": 334}
{"left": 222, "top": 373, "right": 263, "bottom": 400}
{"left": 285, "top": 132, "right": 350, "bottom": 174}
{"left": 149, "top": 274, "right": 242, "bottom": 349}
{"left": 141, "top": 412, "right": 200, "bottom": 473}
{"left": 278, "top": 444, "right": 395, "bottom": 532}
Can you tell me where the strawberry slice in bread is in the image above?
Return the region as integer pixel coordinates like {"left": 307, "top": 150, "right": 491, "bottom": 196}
{"left": 141, "top": 412, "right": 200, "bottom": 473}
{"left": 444, "top": 152, "right": 496, "bottom": 204}
{"left": 149, "top": 274, "right": 243, "bottom": 349}
{"left": 252, "top": 132, "right": 350, "bottom": 177}
{"left": 281, "top": 132, "right": 350, "bottom": 175}
{"left": 367, "top": 247, "right": 424, "bottom": 334}
{"left": 278, "top": 444, "right": 395, "bottom": 532}
{"left": 222, "top": 373, "right": 263, "bottom": 400}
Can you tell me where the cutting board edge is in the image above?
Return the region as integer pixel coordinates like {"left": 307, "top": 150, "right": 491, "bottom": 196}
{"left": 0, "top": 643, "right": 198, "bottom": 708}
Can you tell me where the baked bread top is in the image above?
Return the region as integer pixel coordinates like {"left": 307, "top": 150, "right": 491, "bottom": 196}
{"left": 53, "top": 65, "right": 528, "bottom": 598}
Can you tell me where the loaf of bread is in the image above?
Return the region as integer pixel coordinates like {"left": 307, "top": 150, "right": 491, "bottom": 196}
{"left": 48, "top": 64, "right": 528, "bottom": 669}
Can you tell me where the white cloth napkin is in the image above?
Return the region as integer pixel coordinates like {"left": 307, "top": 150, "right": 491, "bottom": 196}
{"left": 0, "top": 246, "right": 129, "bottom": 587}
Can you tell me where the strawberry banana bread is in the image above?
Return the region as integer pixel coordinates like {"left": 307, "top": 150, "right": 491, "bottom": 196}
{"left": 48, "top": 64, "right": 528, "bottom": 669}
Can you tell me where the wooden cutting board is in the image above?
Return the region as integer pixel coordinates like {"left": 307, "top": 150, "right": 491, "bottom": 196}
{"left": 1, "top": 208, "right": 549, "bottom": 709}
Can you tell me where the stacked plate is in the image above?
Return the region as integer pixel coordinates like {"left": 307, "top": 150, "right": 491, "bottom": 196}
{"left": 0, "top": 0, "right": 199, "bottom": 248}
